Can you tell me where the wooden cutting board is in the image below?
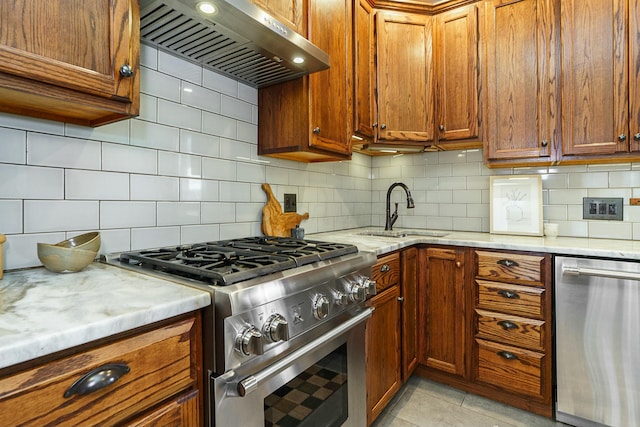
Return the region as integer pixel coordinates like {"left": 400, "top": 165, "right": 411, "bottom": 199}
{"left": 0, "top": 233, "right": 5, "bottom": 279}
{"left": 261, "top": 183, "right": 309, "bottom": 237}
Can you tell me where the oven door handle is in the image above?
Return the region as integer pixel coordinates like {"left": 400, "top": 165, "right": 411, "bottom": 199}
{"left": 236, "top": 307, "right": 373, "bottom": 397}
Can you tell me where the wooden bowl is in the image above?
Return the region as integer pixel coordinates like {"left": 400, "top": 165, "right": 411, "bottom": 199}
{"left": 37, "top": 243, "right": 97, "bottom": 273}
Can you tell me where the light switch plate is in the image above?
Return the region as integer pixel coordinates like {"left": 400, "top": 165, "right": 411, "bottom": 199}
{"left": 284, "top": 193, "right": 297, "bottom": 213}
{"left": 583, "top": 197, "right": 623, "bottom": 221}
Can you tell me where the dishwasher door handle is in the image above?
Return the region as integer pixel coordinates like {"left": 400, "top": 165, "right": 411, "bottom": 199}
{"left": 562, "top": 264, "right": 640, "bottom": 281}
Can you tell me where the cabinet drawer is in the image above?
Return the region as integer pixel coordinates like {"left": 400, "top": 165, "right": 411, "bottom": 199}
{"left": 476, "top": 279, "right": 545, "bottom": 318}
{"left": 476, "top": 339, "right": 544, "bottom": 399}
{"left": 0, "top": 316, "right": 197, "bottom": 427}
{"left": 372, "top": 253, "right": 400, "bottom": 293}
{"left": 476, "top": 251, "right": 544, "bottom": 284}
{"left": 475, "top": 309, "right": 544, "bottom": 351}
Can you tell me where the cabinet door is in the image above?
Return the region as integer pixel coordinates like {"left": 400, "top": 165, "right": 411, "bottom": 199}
{"left": 125, "top": 389, "right": 200, "bottom": 427}
{"left": 353, "top": 0, "right": 376, "bottom": 138}
{"left": 376, "top": 11, "right": 434, "bottom": 143}
{"left": 366, "top": 285, "right": 401, "bottom": 425}
{"left": 401, "top": 247, "right": 418, "bottom": 381}
{"left": 561, "top": 0, "right": 630, "bottom": 155}
{"left": 484, "top": 0, "right": 557, "bottom": 162}
{"left": 308, "top": 0, "right": 352, "bottom": 155}
{"left": 0, "top": 0, "right": 137, "bottom": 101}
{"left": 435, "top": 4, "right": 479, "bottom": 141}
{"left": 251, "top": 0, "right": 306, "bottom": 35}
{"left": 419, "top": 247, "right": 466, "bottom": 377}
{"left": 631, "top": 0, "right": 640, "bottom": 151}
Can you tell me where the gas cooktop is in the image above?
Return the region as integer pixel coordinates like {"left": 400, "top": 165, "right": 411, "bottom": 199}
{"left": 115, "top": 237, "right": 358, "bottom": 286}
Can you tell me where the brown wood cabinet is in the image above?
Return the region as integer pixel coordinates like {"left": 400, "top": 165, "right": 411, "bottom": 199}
{"left": 0, "top": 314, "right": 202, "bottom": 426}
{"left": 353, "top": 0, "right": 377, "bottom": 139}
{"left": 400, "top": 247, "right": 418, "bottom": 380}
{"left": 374, "top": 11, "right": 435, "bottom": 144}
{"left": 250, "top": 0, "right": 307, "bottom": 35}
{"left": 472, "top": 250, "right": 552, "bottom": 417}
{"left": 366, "top": 253, "right": 401, "bottom": 426}
{"left": 258, "top": 0, "right": 353, "bottom": 162}
{"left": 483, "top": 0, "right": 559, "bottom": 166}
{"left": 560, "top": 0, "right": 640, "bottom": 159}
{"left": 434, "top": 4, "right": 480, "bottom": 144}
{"left": 418, "top": 246, "right": 467, "bottom": 378}
{"left": 0, "top": 0, "right": 140, "bottom": 127}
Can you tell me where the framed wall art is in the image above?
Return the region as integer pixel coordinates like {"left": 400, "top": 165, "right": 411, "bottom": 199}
{"left": 490, "top": 175, "right": 543, "bottom": 236}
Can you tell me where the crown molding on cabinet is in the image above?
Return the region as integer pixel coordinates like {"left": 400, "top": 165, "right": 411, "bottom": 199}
{"left": 373, "top": 0, "right": 479, "bottom": 14}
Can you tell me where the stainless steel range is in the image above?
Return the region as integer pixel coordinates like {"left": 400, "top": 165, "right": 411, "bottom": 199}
{"left": 106, "top": 237, "right": 376, "bottom": 427}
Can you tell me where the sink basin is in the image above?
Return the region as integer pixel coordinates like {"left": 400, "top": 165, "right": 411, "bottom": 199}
{"left": 354, "top": 229, "right": 449, "bottom": 238}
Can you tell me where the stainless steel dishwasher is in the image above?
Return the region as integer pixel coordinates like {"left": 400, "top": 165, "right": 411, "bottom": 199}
{"left": 555, "top": 256, "right": 640, "bottom": 427}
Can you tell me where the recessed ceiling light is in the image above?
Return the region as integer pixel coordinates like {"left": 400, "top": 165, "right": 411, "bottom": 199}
{"left": 197, "top": 2, "right": 217, "bottom": 14}
{"left": 292, "top": 56, "right": 305, "bottom": 64}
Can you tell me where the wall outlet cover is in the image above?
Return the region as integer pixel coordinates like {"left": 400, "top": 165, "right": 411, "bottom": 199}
{"left": 284, "top": 193, "right": 297, "bottom": 213}
{"left": 583, "top": 197, "right": 623, "bottom": 221}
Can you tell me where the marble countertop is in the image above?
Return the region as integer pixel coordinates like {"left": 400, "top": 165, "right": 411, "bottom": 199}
{"left": 0, "top": 262, "right": 211, "bottom": 370}
{"left": 309, "top": 228, "right": 640, "bottom": 260}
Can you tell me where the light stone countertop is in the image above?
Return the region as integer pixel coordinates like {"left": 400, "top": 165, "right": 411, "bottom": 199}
{"left": 309, "top": 227, "right": 640, "bottom": 260}
{"left": 0, "top": 262, "right": 211, "bottom": 370}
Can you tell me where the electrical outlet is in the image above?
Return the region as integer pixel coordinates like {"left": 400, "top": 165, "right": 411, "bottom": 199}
{"left": 583, "top": 197, "right": 623, "bottom": 221}
{"left": 284, "top": 193, "right": 297, "bottom": 213}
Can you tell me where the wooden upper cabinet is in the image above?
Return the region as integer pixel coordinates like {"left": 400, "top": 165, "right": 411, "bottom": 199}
{"left": 375, "top": 11, "right": 434, "bottom": 143}
{"left": 0, "top": 0, "right": 139, "bottom": 127}
{"left": 435, "top": 4, "right": 479, "bottom": 142}
{"left": 258, "top": 0, "right": 353, "bottom": 162}
{"left": 353, "top": 0, "right": 376, "bottom": 139}
{"left": 560, "top": 0, "right": 640, "bottom": 157}
{"left": 484, "top": 0, "right": 558, "bottom": 164}
{"left": 250, "top": 0, "right": 307, "bottom": 35}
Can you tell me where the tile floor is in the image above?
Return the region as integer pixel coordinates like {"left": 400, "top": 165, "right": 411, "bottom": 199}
{"left": 371, "top": 376, "right": 569, "bottom": 427}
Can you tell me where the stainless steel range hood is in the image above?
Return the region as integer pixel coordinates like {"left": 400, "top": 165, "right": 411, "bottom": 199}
{"left": 139, "top": 0, "right": 330, "bottom": 88}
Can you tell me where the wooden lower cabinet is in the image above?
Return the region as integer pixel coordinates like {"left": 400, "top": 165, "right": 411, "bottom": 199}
{"left": 0, "top": 313, "right": 202, "bottom": 426}
{"left": 414, "top": 246, "right": 553, "bottom": 418}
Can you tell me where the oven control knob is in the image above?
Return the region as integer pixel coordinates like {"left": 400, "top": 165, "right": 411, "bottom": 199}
{"left": 263, "top": 314, "right": 290, "bottom": 343}
{"left": 334, "top": 291, "right": 349, "bottom": 306}
{"left": 362, "top": 278, "right": 377, "bottom": 296}
{"left": 313, "top": 294, "right": 330, "bottom": 319}
{"left": 349, "top": 282, "right": 367, "bottom": 302}
{"left": 235, "top": 326, "right": 264, "bottom": 356}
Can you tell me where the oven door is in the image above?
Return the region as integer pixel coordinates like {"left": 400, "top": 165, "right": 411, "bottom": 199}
{"left": 212, "top": 308, "right": 372, "bottom": 427}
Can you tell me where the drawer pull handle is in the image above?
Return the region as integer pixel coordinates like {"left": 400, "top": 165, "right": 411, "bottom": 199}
{"left": 497, "top": 351, "right": 519, "bottom": 361}
{"left": 497, "top": 320, "right": 519, "bottom": 330}
{"left": 497, "top": 259, "right": 519, "bottom": 268}
{"left": 380, "top": 264, "right": 391, "bottom": 272}
{"left": 64, "top": 363, "right": 130, "bottom": 398}
{"left": 497, "top": 290, "right": 520, "bottom": 299}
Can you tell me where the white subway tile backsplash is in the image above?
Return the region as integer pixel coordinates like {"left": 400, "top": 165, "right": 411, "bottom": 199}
{"left": 201, "top": 202, "right": 236, "bottom": 223}
{"left": 140, "top": 43, "right": 158, "bottom": 69}
{"left": 98, "top": 228, "right": 131, "bottom": 254}
{"left": 140, "top": 68, "right": 181, "bottom": 102}
{"left": 157, "top": 99, "right": 202, "bottom": 131}
{"left": 203, "top": 69, "right": 238, "bottom": 97}
{"left": 219, "top": 181, "right": 251, "bottom": 202}
{"left": 0, "top": 200, "right": 22, "bottom": 233}
{"left": 0, "top": 127, "right": 26, "bottom": 164}
{"left": 181, "top": 82, "right": 221, "bottom": 113}
{"left": 237, "top": 121, "right": 258, "bottom": 144}
{"left": 65, "top": 120, "right": 129, "bottom": 145}
{"left": 235, "top": 203, "right": 262, "bottom": 222}
{"left": 438, "top": 176, "right": 467, "bottom": 190}
{"left": 452, "top": 189, "right": 481, "bottom": 204}
{"left": 202, "top": 158, "right": 236, "bottom": 180}
{"left": 181, "top": 224, "right": 220, "bottom": 244}
{"left": 158, "top": 51, "right": 202, "bottom": 84}
{"left": 4, "top": 232, "right": 65, "bottom": 270}
{"left": 588, "top": 221, "right": 632, "bottom": 240}
{"left": 0, "top": 112, "right": 64, "bottom": 135}
{"left": 609, "top": 170, "right": 640, "bottom": 187}
{"left": 0, "top": 164, "right": 63, "bottom": 199}
{"left": 27, "top": 133, "right": 101, "bottom": 170}
{"left": 548, "top": 188, "right": 588, "bottom": 205}
{"left": 158, "top": 151, "right": 202, "bottom": 178}
{"left": 100, "top": 201, "right": 156, "bottom": 229}
{"left": 202, "top": 112, "right": 237, "bottom": 139}
{"left": 24, "top": 200, "right": 98, "bottom": 233}
{"left": 138, "top": 94, "right": 158, "bottom": 122}
{"left": 66, "top": 170, "right": 129, "bottom": 200}
{"left": 130, "top": 119, "right": 180, "bottom": 151}
{"left": 103, "top": 143, "right": 157, "bottom": 174}
{"left": 181, "top": 130, "right": 220, "bottom": 157}
{"left": 236, "top": 162, "right": 265, "bottom": 184}
{"left": 568, "top": 172, "right": 609, "bottom": 188}
{"left": 180, "top": 178, "right": 218, "bottom": 201}
{"left": 130, "top": 175, "right": 179, "bottom": 201}
{"left": 131, "top": 226, "right": 180, "bottom": 250}
{"left": 238, "top": 83, "right": 258, "bottom": 105}
{"left": 221, "top": 95, "right": 253, "bottom": 122}
{"left": 157, "top": 202, "right": 200, "bottom": 226}
{"left": 220, "top": 138, "right": 252, "bottom": 160}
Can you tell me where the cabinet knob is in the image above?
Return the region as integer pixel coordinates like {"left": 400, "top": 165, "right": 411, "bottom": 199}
{"left": 634, "top": 133, "right": 640, "bottom": 141}
{"left": 380, "top": 124, "right": 387, "bottom": 129}
{"left": 397, "top": 296, "right": 404, "bottom": 302}
{"left": 439, "top": 124, "right": 445, "bottom": 131}
{"left": 618, "top": 134, "right": 627, "bottom": 142}
{"left": 455, "top": 261, "right": 462, "bottom": 268}
{"left": 119, "top": 64, "right": 134, "bottom": 78}
{"left": 372, "top": 122, "right": 378, "bottom": 128}
{"left": 313, "top": 127, "right": 320, "bottom": 135}
{"left": 380, "top": 264, "right": 390, "bottom": 272}
{"left": 64, "top": 363, "right": 130, "bottom": 398}
{"left": 541, "top": 140, "right": 548, "bottom": 147}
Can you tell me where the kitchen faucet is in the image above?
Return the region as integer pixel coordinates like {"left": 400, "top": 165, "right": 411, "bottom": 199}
{"left": 385, "top": 182, "right": 415, "bottom": 230}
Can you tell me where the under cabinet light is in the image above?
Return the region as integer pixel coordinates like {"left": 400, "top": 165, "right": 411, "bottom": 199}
{"left": 197, "top": 2, "right": 217, "bottom": 15}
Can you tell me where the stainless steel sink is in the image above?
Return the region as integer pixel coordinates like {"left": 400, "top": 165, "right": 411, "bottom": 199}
{"left": 354, "top": 229, "right": 449, "bottom": 238}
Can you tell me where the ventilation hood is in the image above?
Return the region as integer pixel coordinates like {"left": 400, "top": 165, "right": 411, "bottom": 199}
{"left": 139, "top": 0, "right": 330, "bottom": 88}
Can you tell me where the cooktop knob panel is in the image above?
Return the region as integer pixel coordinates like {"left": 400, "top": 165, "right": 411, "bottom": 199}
{"left": 312, "top": 294, "right": 330, "bottom": 320}
{"left": 235, "top": 326, "right": 264, "bottom": 356}
{"left": 263, "top": 314, "right": 290, "bottom": 343}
